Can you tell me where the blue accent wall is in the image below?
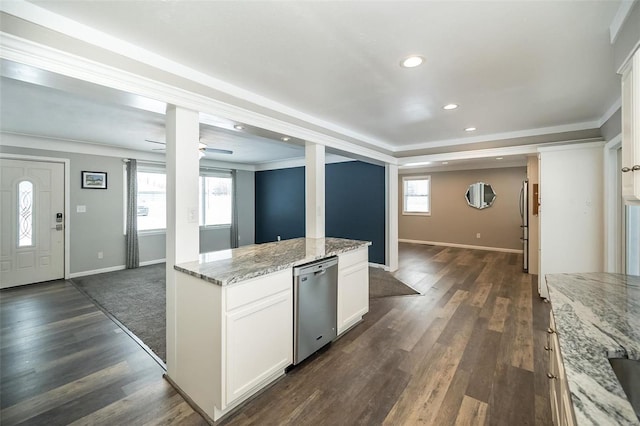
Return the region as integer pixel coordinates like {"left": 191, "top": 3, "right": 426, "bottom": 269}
{"left": 254, "top": 166, "right": 305, "bottom": 243}
{"left": 255, "top": 161, "right": 386, "bottom": 264}
{"left": 325, "top": 161, "right": 385, "bottom": 264}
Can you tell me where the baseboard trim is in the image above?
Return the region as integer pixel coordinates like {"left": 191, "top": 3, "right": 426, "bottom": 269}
{"left": 368, "top": 262, "right": 390, "bottom": 271}
{"left": 69, "top": 265, "right": 126, "bottom": 278}
{"left": 69, "top": 259, "right": 166, "bottom": 278}
{"left": 140, "top": 258, "right": 166, "bottom": 266}
{"left": 398, "top": 239, "right": 523, "bottom": 254}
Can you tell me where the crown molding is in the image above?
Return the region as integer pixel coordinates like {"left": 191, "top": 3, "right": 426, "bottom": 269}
{"left": 0, "top": 131, "right": 166, "bottom": 161}
{"left": 610, "top": 0, "right": 637, "bottom": 43}
{"left": 253, "top": 154, "right": 355, "bottom": 172}
{"left": 0, "top": 32, "right": 397, "bottom": 166}
{"left": 0, "top": 131, "right": 258, "bottom": 170}
{"left": 598, "top": 97, "right": 622, "bottom": 127}
{"left": 397, "top": 138, "right": 602, "bottom": 167}
{"left": 398, "top": 159, "right": 527, "bottom": 175}
{"left": 393, "top": 121, "right": 601, "bottom": 153}
{"left": 536, "top": 140, "right": 605, "bottom": 153}
{"left": 0, "top": 0, "right": 396, "bottom": 153}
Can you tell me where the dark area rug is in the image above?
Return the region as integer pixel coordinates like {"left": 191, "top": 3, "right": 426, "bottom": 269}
{"left": 71, "top": 263, "right": 166, "bottom": 363}
{"left": 369, "top": 267, "right": 420, "bottom": 298}
{"left": 70, "top": 263, "right": 417, "bottom": 365}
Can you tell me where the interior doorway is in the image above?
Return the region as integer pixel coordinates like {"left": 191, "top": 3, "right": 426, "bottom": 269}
{"left": 0, "top": 158, "right": 65, "bottom": 288}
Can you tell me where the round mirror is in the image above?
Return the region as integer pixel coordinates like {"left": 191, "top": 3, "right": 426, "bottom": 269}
{"left": 465, "top": 182, "right": 496, "bottom": 209}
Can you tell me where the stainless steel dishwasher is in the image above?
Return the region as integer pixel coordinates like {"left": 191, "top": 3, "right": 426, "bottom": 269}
{"left": 293, "top": 256, "right": 338, "bottom": 365}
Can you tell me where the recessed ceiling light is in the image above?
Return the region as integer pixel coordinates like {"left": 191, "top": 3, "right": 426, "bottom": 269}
{"left": 496, "top": 157, "right": 504, "bottom": 160}
{"left": 400, "top": 55, "right": 425, "bottom": 68}
{"left": 442, "top": 161, "right": 449, "bottom": 165}
{"left": 234, "top": 124, "right": 244, "bottom": 130}
{"left": 443, "top": 104, "right": 458, "bottom": 110}
{"left": 404, "top": 161, "right": 431, "bottom": 166}
{"left": 281, "top": 136, "right": 290, "bottom": 142}
{"left": 464, "top": 127, "right": 477, "bottom": 132}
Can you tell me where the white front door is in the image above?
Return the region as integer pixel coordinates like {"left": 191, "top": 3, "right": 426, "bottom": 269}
{"left": 0, "top": 159, "right": 65, "bottom": 288}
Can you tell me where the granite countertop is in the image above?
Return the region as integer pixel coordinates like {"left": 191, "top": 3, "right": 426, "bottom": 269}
{"left": 546, "top": 273, "right": 640, "bottom": 425}
{"left": 175, "top": 237, "right": 371, "bottom": 286}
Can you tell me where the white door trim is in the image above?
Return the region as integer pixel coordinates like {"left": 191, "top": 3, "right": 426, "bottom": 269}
{"left": 0, "top": 153, "right": 70, "bottom": 280}
{"left": 603, "top": 134, "right": 622, "bottom": 272}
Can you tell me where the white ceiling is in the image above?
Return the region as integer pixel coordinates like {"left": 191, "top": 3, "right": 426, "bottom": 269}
{"left": 0, "top": 0, "right": 627, "bottom": 166}
{"left": 0, "top": 68, "right": 307, "bottom": 164}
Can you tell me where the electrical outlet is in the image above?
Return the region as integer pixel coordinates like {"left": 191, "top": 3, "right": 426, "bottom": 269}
{"left": 476, "top": 233, "right": 481, "bottom": 239}
{"left": 98, "top": 251, "right": 104, "bottom": 259}
{"left": 277, "top": 235, "right": 281, "bottom": 241}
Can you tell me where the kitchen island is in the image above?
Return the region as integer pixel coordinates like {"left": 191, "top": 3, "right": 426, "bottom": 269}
{"left": 546, "top": 273, "right": 639, "bottom": 425}
{"left": 170, "top": 237, "right": 371, "bottom": 422}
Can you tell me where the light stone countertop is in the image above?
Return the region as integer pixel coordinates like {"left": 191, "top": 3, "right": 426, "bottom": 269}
{"left": 174, "top": 237, "right": 371, "bottom": 286}
{"left": 546, "top": 273, "right": 640, "bottom": 425}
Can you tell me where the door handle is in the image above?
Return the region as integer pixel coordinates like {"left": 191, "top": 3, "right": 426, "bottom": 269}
{"left": 52, "top": 224, "right": 64, "bottom": 231}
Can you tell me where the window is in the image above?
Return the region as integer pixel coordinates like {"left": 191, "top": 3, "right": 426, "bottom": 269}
{"left": 403, "top": 176, "right": 430, "bottom": 215}
{"left": 125, "top": 167, "right": 233, "bottom": 232}
{"left": 200, "top": 174, "right": 232, "bottom": 226}
{"left": 137, "top": 170, "right": 166, "bottom": 231}
{"left": 18, "top": 180, "right": 34, "bottom": 247}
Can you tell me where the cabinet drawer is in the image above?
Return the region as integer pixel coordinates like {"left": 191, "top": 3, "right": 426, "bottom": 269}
{"left": 338, "top": 247, "right": 368, "bottom": 270}
{"left": 226, "top": 269, "right": 292, "bottom": 311}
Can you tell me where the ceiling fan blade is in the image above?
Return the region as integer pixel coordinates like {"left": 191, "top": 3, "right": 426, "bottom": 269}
{"left": 147, "top": 138, "right": 231, "bottom": 154}
{"left": 204, "top": 148, "right": 233, "bottom": 155}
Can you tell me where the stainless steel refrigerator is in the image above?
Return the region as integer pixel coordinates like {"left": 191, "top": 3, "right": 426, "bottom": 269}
{"left": 520, "top": 180, "right": 529, "bottom": 272}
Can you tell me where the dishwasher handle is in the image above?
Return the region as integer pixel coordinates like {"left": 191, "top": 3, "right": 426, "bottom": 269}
{"left": 293, "top": 256, "right": 339, "bottom": 276}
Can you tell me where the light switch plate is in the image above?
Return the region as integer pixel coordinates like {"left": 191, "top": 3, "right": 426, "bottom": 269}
{"left": 187, "top": 207, "right": 197, "bottom": 223}
{"left": 77, "top": 205, "right": 86, "bottom": 213}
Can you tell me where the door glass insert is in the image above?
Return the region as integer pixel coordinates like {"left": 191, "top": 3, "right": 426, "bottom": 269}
{"left": 18, "top": 180, "right": 34, "bottom": 247}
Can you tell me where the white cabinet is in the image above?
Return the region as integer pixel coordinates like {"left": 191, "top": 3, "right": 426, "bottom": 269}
{"left": 172, "top": 246, "right": 369, "bottom": 421}
{"left": 224, "top": 271, "right": 292, "bottom": 406}
{"left": 538, "top": 144, "right": 604, "bottom": 299}
{"left": 621, "top": 48, "right": 640, "bottom": 204}
{"left": 173, "top": 268, "right": 292, "bottom": 421}
{"left": 337, "top": 247, "right": 369, "bottom": 335}
{"left": 547, "top": 312, "right": 576, "bottom": 426}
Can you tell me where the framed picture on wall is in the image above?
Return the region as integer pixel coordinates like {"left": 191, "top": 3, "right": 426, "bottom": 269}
{"left": 81, "top": 171, "right": 107, "bottom": 189}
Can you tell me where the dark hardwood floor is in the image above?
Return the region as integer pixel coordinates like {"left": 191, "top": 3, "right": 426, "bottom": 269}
{"left": 0, "top": 280, "right": 207, "bottom": 425}
{"left": 1, "top": 243, "right": 551, "bottom": 425}
{"left": 219, "top": 244, "right": 552, "bottom": 426}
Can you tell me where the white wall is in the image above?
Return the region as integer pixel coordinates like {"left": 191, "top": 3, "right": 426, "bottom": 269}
{"left": 538, "top": 142, "right": 605, "bottom": 298}
{"left": 0, "top": 140, "right": 255, "bottom": 275}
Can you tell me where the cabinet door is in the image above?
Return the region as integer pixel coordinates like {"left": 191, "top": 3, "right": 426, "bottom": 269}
{"left": 622, "top": 50, "right": 640, "bottom": 204}
{"left": 548, "top": 312, "right": 576, "bottom": 426}
{"left": 548, "top": 313, "right": 561, "bottom": 425}
{"left": 337, "top": 261, "right": 369, "bottom": 335}
{"left": 225, "top": 288, "right": 292, "bottom": 406}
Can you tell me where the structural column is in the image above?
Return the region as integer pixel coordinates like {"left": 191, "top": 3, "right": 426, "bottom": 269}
{"left": 387, "top": 164, "right": 399, "bottom": 271}
{"left": 165, "top": 105, "right": 200, "bottom": 376}
{"left": 305, "top": 142, "right": 325, "bottom": 239}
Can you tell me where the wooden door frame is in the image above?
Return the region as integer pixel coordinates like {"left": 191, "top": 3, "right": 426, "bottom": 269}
{"left": 0, "top": 153, "right": 71, "bottom": 280}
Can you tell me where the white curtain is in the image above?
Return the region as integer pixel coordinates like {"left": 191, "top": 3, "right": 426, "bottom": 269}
{"left": 126, "top": 159, "right": 139, "bottom": 268}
